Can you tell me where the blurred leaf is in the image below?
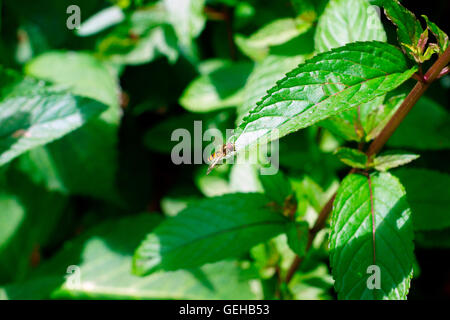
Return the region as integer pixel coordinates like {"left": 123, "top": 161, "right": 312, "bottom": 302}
{"left": 25, "top": 51, "right": 121, "bottom": 123}
{"left": 290, "top": 175, "right": 324, "bottom": 217}
{"left": 229, "top": 161, "right": 264, "bottom": 194}
{"left": 196, "top": 174, "right": 231, "bottom": 197}
{"left": 236, "top": 17, "right": 313, "bottom": 61}
{"left": 286, "top": 221, "right": 309, "bottom": 257}
{"left": 19, "top": 122, "right": 121, "bottom": 203}
{"left": 161, "top": 196, "right": 201, "bottom": 217}
{"left": 77, "top": 6, "right": 125, "bottom": 37}
{"left": 1, "top": 214, "right": 257, "bottom": 299}
{"left": 372, "top": 151, "right": 419, "bottom": 171}
{"left": 315, "top": 0, "right": 386, "bottom": 52}
{"left": 98, "top": 4, "right": 178, "bottom": 65}
{"left": 4, "top": 0, "right": 101, "bottom": 48}
{"left": 0, "top": 68, "right": 107, "bottom": 166}
{"left": 334, "top": 147, "right": 368, "bottom": 169}
{"left": 24, "top": 52, "right": 122, "bottom": 203}
{"left": 330, "top": 172, "right": 414, "bottom": 299}
{"left": 163, "top": 0, "right": 206, "bottom": 58}
{"left": 388, "top": 96, "right": 450, "bottom": 150}
{"left": 233, "top": 41, "right": 416, "bottom": 152}
{"left": 259, "top": 170, "right": 293, "bottom": 205}
{"left": 133, "top": 193, "right": 292, "bottom": 275}
{"left": 394, "top": 168, "right": 450, "bottom": 231}
{"left": 0, "top": 168, "right": 68, "bottom": 283}
{"left": 288, "top": 263, "right": 334, "bottom": 300}
{"left": 180, "top": 61, "right": 254, "bottom": 112}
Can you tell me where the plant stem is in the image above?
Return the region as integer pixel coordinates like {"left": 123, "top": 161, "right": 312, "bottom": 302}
{"left": 285, "top": 46, "right": 450, "bottom": 285}
{"left": 367, "top": 46, "right": 450, "bottom": 156}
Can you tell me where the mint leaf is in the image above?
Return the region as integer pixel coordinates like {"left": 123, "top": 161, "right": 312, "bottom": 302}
{"left": 315, "top": 0, "right": 386, "bottom": 53}
{"left": 315, "top": 0, "right": 387, "bottom": 142}
{"left": 234, "top": 41, "right": 416, "bottom": 151}
{"left": 180, "top": 61, "right": 254, "bottom": 112}
{"left": 334, "top": 147, "right": 368, "bottom": 169}
{"left": 133, "top": 193, "right": 292, "bottom": 275}
{"left": 372, "top": 0, "right": 423, "bottom": 60}
{"left": 238, "top": 55, "right": 307, "bottom": 124}
{"left": 1, "top": 214, "right": 257, "bottom": 299}
{"left": 372, "top": 151, "right": 419, "bottom": 171}
{"left": 236, "top": 17, "right": 313, "bottom": 61}
{"left": 164, "top": 0, "right": 205, "bottom": 57}
{"left": 0, "top": 168, "right": 67, "bottom": 283}
{"left": 25, "top": 51, "right": 120, "bottom": 122}
{"left": 23, "top": 52, "right": 121, "bottom": 203}
{"left": 97, "top": 4, "right": 178, "bottom": 65}
{"left": 259, "top": 170, "right": 293, "bottom": 205}
{"left": 330, "top": 172, "right": 414, "bottom": 299}
{"left": 422, "top": 15, "right": 449, "bottom": 55}
{"left": 286, "top": 222, "right": 309, "bottom": 257}
{"left": 76, "top": 6, "right": 125, "bottom": 37}
{"left": 0, "top": 68, "right": 107, "bottom": 166}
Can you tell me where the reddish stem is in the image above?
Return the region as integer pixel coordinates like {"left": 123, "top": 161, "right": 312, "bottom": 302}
{"left": 284, "top": 45, "right": 450, "bottom": 285}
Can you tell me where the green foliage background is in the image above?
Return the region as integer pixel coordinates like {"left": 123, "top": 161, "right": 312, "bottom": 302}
{"left": 0, "top": 0, "right": 449, "bottom": 300}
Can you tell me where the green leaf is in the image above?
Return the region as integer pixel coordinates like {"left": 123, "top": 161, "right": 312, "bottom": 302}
{"left": 388, "top": 96, "right": 450, "bottom": 150}
{"left": 286, "top": 221, "right": 309, "bottom": 257}
{"left": 422, "top": 15, "right": 449, "bottom": 54}
{"left": 290, "top": 174, "right": 325, "bottom": 216}
{"left": 330, "top": 172, "right": 414, "bottom": 299}
{"left": 163, "top": 0, "right": 205, "bottom": 57}
{"left": 0, "top": 167, "right": 68, "bottom": 283}
{"left": 25, "top": 51, "right": 120, "bottom": 123}
{"left": 133, "top": 193, "right": 292, "bottom": 275}
{"left": 1, "top": 214, "right": 257, "bottom": 299}
{"left": 236, "top": 17, "right": 313, "bottom": 61}
{"left": 195, "top": 166, "right": 232, "bottom": 197}
{"left": 180, "top": 61, "right": 254, "bottom": 112}
{"left": 97, "top": 4, "right": 178, "bottom": 65}
{"left": 259, "top": 170, "right": 293, "bottom": 205}
{"left": 372, "top": 151, "right": 419, "bottom": 171}
{"left": 144, "top": 111, "right": 233, "bottom": 155}
{"left": 161, "top": 195, "right": 201, "bottom": 217}
{"left": 363, "top": 91, "right": 405, "bottom": 141}
{"left": 315, "top": 0, "right": 386, "bottom": 53}
{"left": 372, "top": 0, "right": 423, "bottom": 60}
{"left": 0, "top": 68, "right": 107, "bottom": 166}
{"left": 18, "top": 122, "right": 121, "bottom": 203}
{"left": 315, "top": 0, "right": 387, "bottom": 142}
{"left": 238, "top": 55, "right": 306, "bottom": 123}
{"left": 76, "top": 6, "right": 125, "bottom": 37}
{"left": 288, "top": 263, "right": 334, "bottom": 300}
{"left": 23, "top": 52, "right": 122, "bottom": 203}
{"left": 233, "top": 41, "right": 417, "bottom": 152}
{"left": 334, "top": 147, "right": 368, "bottom": 169}
{"left": 393, "top": 169, "right": 450, "bottom": 231}
{"left": 229, "top": 161, "right": 264, "bottom": 194}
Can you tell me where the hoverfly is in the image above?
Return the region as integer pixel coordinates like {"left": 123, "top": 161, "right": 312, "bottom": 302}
{"left": 206, "top": 142, "right": 235, "bottom": 175}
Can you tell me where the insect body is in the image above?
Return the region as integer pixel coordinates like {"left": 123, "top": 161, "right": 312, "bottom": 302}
{"left": 207, "top": 142, "right": 235, "bottom": 175}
